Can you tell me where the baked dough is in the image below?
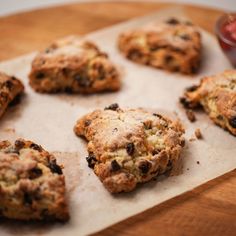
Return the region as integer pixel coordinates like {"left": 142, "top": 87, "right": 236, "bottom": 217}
{"left": 29, "top": 36, "right": 121, "bottom": 93}
{"left": 118, "top": 18, "right": 201, "bottom": 74}
{"left": 0, "top": 139, "right": 69, "bottom": 221}
{"left": 180, "top": 70, "right": 236, "bottom": 136}
{"left": 74, "top": 104, "right": 185, "bottom": 193}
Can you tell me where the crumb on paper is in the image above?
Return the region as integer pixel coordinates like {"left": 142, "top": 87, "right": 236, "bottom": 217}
{"left": 195, "top": 128, "right": 202, "bottom": 139}
{"left": 173, "top": 111, "right": 179, "bottom": 117}
{"left": 189, "top": 137, "right": 196, "bottom": 142}
{"left": 186, "top": 109, "right": 196, "bottom": 122}
{"left": 3, "top": 128, "right": 15, "bottom": 133}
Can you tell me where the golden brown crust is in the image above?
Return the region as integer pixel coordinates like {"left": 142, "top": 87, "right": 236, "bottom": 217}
{"left": 74, "top": 104, "right": 185, "bottom": 193}
{"left": 0, "top": 139, "right": 69, "bottom": 221}
{"left": 118, "top": 18, "right": 201, "bottom": 74}
{"left": 29, "top": 35, "right": 121, "bottom": 93}
{"left": 180, "top": 70, "right": 236, "bottom": 136}
{"left": 0, "top": 72, "right": 24, "bottom": 119}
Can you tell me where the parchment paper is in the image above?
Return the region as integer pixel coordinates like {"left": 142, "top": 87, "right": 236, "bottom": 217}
{"left": 0, "top": 7, "right": 235, "bottom": 236}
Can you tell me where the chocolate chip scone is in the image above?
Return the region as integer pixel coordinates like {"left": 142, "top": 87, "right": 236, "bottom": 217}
{"left": 0, "top": 72, "right": 24, "bottom": 119}
{"left": 74, "top": 104, "right": 185, "bottom": 193}
{"left": 29, "top": 35, "right": 121, "bottom": 93}
{"left": 118, "top": 18, "right": 201, "bottom": 74}
{"left": 0, "top": 139, "right": 69, "bottom": 221}
{"left": 180, "top": 70, "right": 236, "bottom": 136}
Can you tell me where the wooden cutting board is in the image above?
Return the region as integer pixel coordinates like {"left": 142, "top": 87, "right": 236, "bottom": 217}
{"left": 0, "top": 2, "right": 235, "bottom": 236}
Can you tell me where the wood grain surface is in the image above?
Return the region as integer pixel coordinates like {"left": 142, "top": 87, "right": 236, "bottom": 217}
{"left": 0, "top": 2, "right": 236, "bottom": 236}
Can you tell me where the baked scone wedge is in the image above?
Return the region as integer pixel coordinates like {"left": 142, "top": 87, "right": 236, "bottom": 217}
{"left": 29, "top": 36, "right": 121, "bottom": 93}
{"left": 180, "top": 70, "right": 236, "bottom": 136}
{"left": 118, "top": 18, "right": 201, "bottom": 74}
{"left": 0, "top": 72, "right": 24, "bottom": 119}
{"left": 0, "top": 139, "right": 69, "bottom": 221}
{"left": 74, "top": 104, "right": 185, "bottom": 193}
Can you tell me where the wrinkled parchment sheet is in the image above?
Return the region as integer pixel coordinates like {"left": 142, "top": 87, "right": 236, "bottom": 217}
{"left": 0, "top": 7, "right": 235, "bottom": 236}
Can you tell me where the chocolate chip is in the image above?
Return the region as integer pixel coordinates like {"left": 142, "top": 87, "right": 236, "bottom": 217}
{"left": 179, "top": 97, "right": 191, "bottom": 109}
{"left": 95, "top": 64, "right": 106, "bottom": 80}
{"left": 153, "top": 113, "right": 163, "bottom": 119}
{"left": 180, "top": 139, "right": 185, "bottom": 147}
{"left": 15, "top": 139, "right": 25, "bottom": 150}
{"left": 138, "top": 161, "right": 151, "bottom": 174}
{"left": 4, "top": 80, "right": 13, "bottom": 90}
{"left": 86, "top": 153, "right": 97, "bottom": 169}
{"left": 126, "top": 143, "right": 135, "bottom": 156}
{"left": 165, "top": 55, "right": 174, "bottom": 63}
{"left": 127, "top": 49, "right": 142, "bottom": 60}
{"left": 186, "top": 109, "right": 196, "bottom": 122}
{"left": 104, "top": 103, "right": 119, "bottom": 111}
{"left": 35, "top": 72, "right": 45, "bottom": 79}
{"left": 143, "top": 120, "right": 152, "bottom": 129}
{"left": 195, "top": 128, "right": 203, "bottom": 139}
{"left": 180, "top": 34, "right": 191, "bottom": 40}
{"left": 64, "top": 87, "right": 73, "bottom": 93}
{"left": 74, "top": 74, "right": 91, "bottom": 88}
{"left": 229, "top": 117, "right": 236, "bottom": 128}
{"left": 110, "top": 160, "right": 121, "bottom": 171}
{"left": 152, "top": 149, "right": 160, "bottom": 155}
{"left": 62, "top": 67, "right": 69, "bottom": 76}
{"left": 166, "top": 18, "right": 179, "bottom": 25}
{"left": 29, "top": 167, "right": 42, "bottom": 179}
{"left": 9, "top": 94, "right": 21, "bottom": 106}
{"left": 217, "top": 115, "right": 223, "bottom": 120}
{"left": 191, "top": 64, "right": 199, "bottom": 74}
{"left": 166, "top": 160, "right": 173, "bottom": 171}
{"left": 84, "top": 120, "right": 91, "bottom": 127}
{"left": 48, "top": 159, "right": 63, "bottom": 175}
{"left": 24, "top": 192, "right": 32, "bottom": 205}
{"left": 186, "top": 85, "right": 198, "bottom": 92}
{"left": 30, "top": 143, "right": 43, "bottom": 152}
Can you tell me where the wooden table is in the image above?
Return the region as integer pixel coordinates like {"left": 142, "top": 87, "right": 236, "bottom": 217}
{"left": 1, "top": 2, "right": 236, "bottom": 235}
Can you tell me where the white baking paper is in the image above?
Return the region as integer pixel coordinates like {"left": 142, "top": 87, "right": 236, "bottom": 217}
{"left": 0, "top": 7, "right": 235, "bottom": 236}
